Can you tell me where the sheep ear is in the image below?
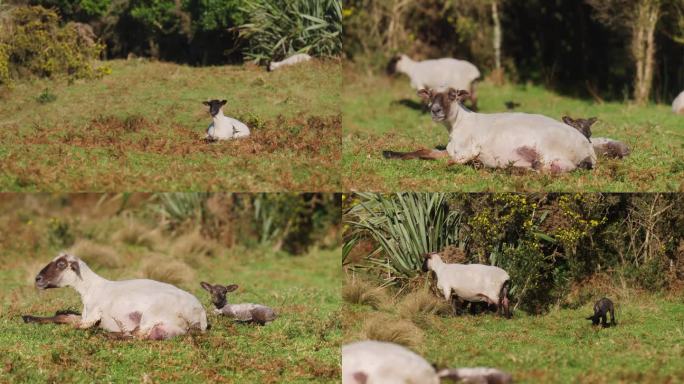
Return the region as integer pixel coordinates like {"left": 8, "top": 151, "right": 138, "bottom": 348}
{"left": 225, "top": 284, "right": 238, "bottom": 292}
{"left": 417, "top": 88, "right": 432, "bottom": 100}
{"left": 202, "top": 101, "right": 210, "bottom": 106}
{"left": 562, "top": 116, "right": 573, "bottom": 125}
{"left": 69, "top": 261, "right": 81, "bottom": 279}
{"left": 220, "top": 100, "right": 227, "bottom": 106}
{"left": 587, "top": 117, "right": 598, "bottom": 126}
{"left": 450, "top": 89, "right": 469, "bottom": 102}
{"left": 200, "top": 282, "right": 213, "bottom": 292}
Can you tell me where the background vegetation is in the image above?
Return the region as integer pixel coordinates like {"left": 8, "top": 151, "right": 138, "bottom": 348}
{"left": 342, "top": 192, "right": 684, "bottom": 383}
{"left": 0, "top": 193, "right": 341, "bottom": 382}
{"left": 343, "top": 0, "right": 684, "bottom": 104}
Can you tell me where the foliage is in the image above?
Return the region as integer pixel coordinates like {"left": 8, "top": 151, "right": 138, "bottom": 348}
{"left": 0, "top": 6, "right": 104, "bottom": 84}
{"left": 345, "top": 193, "right": 467, "bottom": 285}
{"left": 239, "top": 0, "right": 342, "bottom": 64}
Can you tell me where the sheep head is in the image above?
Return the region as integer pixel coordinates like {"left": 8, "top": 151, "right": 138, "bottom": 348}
{"left": 35, "top": 253, "right": 82, "bottom": 290}
{"left": 202, "top": 99, "right": 227, "bottom": 117}
{"left": 418, "top": 87, "right": 470, "bottom": 122}
{"left": 200, "top": 282, "right": 238, "bottom": 309}
{"left": 421, "top": 252, "right": 442, "bottom": 272}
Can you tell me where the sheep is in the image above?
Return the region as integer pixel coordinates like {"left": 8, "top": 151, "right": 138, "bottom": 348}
{"left": 268, "top": 53, "right": 312, "bottom": 72}
{"left": 387, "top": 54, "right": 481, "bottom": 110}
{"left": 200, "top": 282, "right": 276, "bottom": 325}
{"left": 562, "top": 116, "right": 631, "bottom": 158}
{"left": 23, "top": 252, "right": 207, "bottom": 340}
{"left": 672, "top": 90, "right": 684, "bottom": 115}
{"left": 422, "top": 252, "right": 511, "bottom": 318}
{"left": 203, "top": 99, "right": 250, "bottom": 141}
{"left": 343, "top": 340, "right": 513, "bottom": 384}
{"left": 407, "top": 87, "right": 631, "bottom": 173}
{"left": 586, "top": 297, "right": 616, "bottom": 328}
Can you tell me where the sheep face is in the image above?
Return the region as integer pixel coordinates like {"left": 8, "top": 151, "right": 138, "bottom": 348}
{"left": 386, "top": 55, "right": 402, "bottom": 75}
{"left": 35, "top": 253, "right": 82, "bottom": 290}
{"left": 200, "top": 281, "right": 238, "bottom": 309}
{"left": 203, "top": 99, "right": 227, "bottom": 117}
{"left": 422, "top": 252, "right": 441, "bottom": 272}
{"left": 418, "top": 88, "right": 469, "bottom": 122}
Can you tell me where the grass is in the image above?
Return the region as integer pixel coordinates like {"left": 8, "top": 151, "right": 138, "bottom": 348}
{"left": 342, "top": 65, "right": 684, "bottom": 191}
{"left": 0, "top": 197, "right": 341, "bottom": 383}
{"left": 343, "top": 283, "right": 684, "bottom": 383}
{"left": 0, "top": 59, "right": 341, "bottom": 192}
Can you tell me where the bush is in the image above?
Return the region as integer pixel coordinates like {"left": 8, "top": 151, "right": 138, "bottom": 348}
{"left": 0, "top": 6, "right": 104, "bottom": 84}
{"left": 239, "top": 0, "right": 342, "bottom": 64}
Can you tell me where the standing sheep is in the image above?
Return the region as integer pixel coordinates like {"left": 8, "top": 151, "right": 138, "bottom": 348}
{"left": 387, "top": 54, "right": 481, "bottom": 110}
{"left": 586, "top": 297, "right": 616, "bottom": 328}
{"left": 343, "top": 340, "right": 513, "bottom": 384}
{"left": 22, "top": 252, "right": 207, "bottom": 340}
{"left": 422, "top": 252, "right": 511, "bottom": 318}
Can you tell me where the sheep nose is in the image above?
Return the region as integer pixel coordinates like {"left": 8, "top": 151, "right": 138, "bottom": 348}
{"left": 431, "top": 105, "right": 443, "bottom": 114}
{"left": 35, "top": 275, "right": 43, "bottom": 283}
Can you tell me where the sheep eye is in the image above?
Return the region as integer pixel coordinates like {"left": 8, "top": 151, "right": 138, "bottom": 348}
{"left": 57, "top": 261, "right": 66, "bottom": 269}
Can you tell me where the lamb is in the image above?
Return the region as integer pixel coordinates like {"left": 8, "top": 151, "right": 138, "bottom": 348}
{"left": 200, "top": 282, "right": 276, "bottom": 325}
{"left": 387, "top": 54, "right": 481, "bottom": 110}
{"left": 672, "top": 90, "right": 684, "bottom": 115}
{"left": 343, "top": 340, "right": 513, "bottom": 384}
{"left": 422, "top": 252, "right": 511, "bottom": 318}
{"left": 562, "top": 116, "right": 631, "bottom": 158}
{"left": 586, "top": 297, "right": 616, "bottom": 328}
{"left": 203, "top": 99, "right": 250, "bottom": 141}
{"left": 22, "top": 252, "right": 207, "bottom": 340}
{"left": 408, "top": 88, "right": 631, "bottom": 172}
{"left": 268, "top": 53, "right": 312, "bottom": 72}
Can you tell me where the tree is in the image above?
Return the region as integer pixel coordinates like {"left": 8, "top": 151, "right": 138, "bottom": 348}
{"left": 587, "top": 0, "right": 663, "bottom": 105}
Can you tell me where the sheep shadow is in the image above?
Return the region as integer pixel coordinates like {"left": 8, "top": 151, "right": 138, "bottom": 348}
{"left": 391, "top": 98, "right": 427, "bottom": 113}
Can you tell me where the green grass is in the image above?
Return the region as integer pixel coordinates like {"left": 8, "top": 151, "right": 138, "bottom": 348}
{"left": 343, "top": 289, "right": 684, "bottom": 383}
{"left": 0, "top": 59, "right": 341, "bottom": 192}
{"left": 342, "top": 66, "right": 684, "bottom": 191}
{"left": 0, "top": 196, "right": 341, "bottom": 383}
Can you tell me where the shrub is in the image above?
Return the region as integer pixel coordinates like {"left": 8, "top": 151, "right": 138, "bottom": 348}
{"left": 0, "top": 6, "right": 104, "bottom": 84}
{"left": 239, "top": 0, "right": 342, "bottom": 64}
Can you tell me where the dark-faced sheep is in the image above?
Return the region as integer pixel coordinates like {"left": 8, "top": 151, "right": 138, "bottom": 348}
{"left": 586, "top": 297, "right": 616, "bottom": 328}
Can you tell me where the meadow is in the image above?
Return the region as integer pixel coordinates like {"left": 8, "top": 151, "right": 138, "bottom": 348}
{"left": 0, "top": 195, "right": 341, "bottom": 383}
{"left": 342, "top": 279, "right": 684, "bottom": 384}
{"left": 0, "top": 59, "right": 341, "bottom": 192}
{"left": 342, "top": 65, "right": 684, "bottom": 192}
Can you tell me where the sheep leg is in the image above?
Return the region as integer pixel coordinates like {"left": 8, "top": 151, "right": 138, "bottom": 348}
{"left": 22, "top": 310, "right": 81, "bottom": 325}
{"left": 382, "top": 148, "right": 448, "bottom": 160}
{"left": 609, "top": 307, "right": 617, "bottom": 327}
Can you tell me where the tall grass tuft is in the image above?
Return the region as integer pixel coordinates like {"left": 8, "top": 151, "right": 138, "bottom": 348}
{"left": 140, "top": 253, "right": 195, "bottom": 287}
{"left": 342, "top": 279, "right": 390, "bottom": 309}
{"left": 69, "top": 239, "right": 123, "bottom": 269}
{"left": 345, "top": 193, "right": 468, "bottom": 284}
{"left": 397, "top": 290, "right": 452, "bottom": 328}
{"left": 360, "top": 313, "right": 424, "bottom": 349}
{"left": 239, "top": 0, "right": 342, "bottom": 64}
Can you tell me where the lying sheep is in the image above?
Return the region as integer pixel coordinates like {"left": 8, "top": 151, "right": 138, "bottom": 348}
{"left": 404, "top": 88, "right": 630, "bottom": 172}
{"left": 672, "top": 91, "right": 684, "bottom": 115}
{"left": 203, "top": 99, "right": 250, "bottom": 141}
{"left": 422, "top": 252, "right": 511, "bottom": 318}
{"left": 562, "top": 116, "right": 630, "bottom": 158}
{"left": 200, "top": 282, "right": 276, "bottom": 325}
{"left": 586, "top": 297, "right": 616, "bottom": 328}
{"left": 343, "top": 340, "right": 513, "bottom": 384}
{"left": 268, "top": 53, "right": 312, "bottom": 71}
{"left": 23, "top": 252, "right": 207, "bottom": 340}
{"left": 387, "top": 54, "right": 481, "bottom": 110}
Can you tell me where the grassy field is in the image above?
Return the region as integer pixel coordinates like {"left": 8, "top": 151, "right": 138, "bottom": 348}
{"left": 342, "top": 281, "right": 684, "bottom": 384}
{"left": 0, "top": 59, "right": 341, "bottom": 192}
{"left": 342, "top": 65, "right": 684, "bottom": 191}
{"left": 0, "top": 196, "right": 341, "bottom": 383}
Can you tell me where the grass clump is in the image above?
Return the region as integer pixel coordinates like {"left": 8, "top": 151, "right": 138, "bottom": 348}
{"left": 111, "top": 219, "right": 163, "bottom": 249}
{"left": 69, "top": 239, "right": 122, "bottom": 268}
{"left": 342, "top": 279, "right": 389, "bottom": 309}
{"left": 397, "top": 290, "right": 451, "bottom": 327}
{"left": 170, "top": 230, "right": 220, "bottom": 267}
{"left": 360, "top": 312, "right": 424, "bottom": 350}
{"left": 139, "top": 253, "right": 195, "bottom": 287}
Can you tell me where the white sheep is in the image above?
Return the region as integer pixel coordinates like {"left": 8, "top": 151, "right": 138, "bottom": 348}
{"left": 673, "top": 90, "right": 684, "bottom": 115}
{"left": 418, "top": 88, "right": 630, "bottom": 173}
{"left": 200, "top": 282, "right": 277, "bottom": 325}
{"left": 203, "top": 99, "right": 250, "bottom": 141}
{"left": 268, "top": 53, "right": 312, "bottom": 71}
{"left": 422, "top": 252, "right": 511, "bottom": 318}
{"left": 387, "top": 54, "right": 481, "bottom": 109}
{"left": 343, "top": 340, "right": 513, "bottom": 384}
{"left": 25, "top": 252, "right": 207, "bottom": 340}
